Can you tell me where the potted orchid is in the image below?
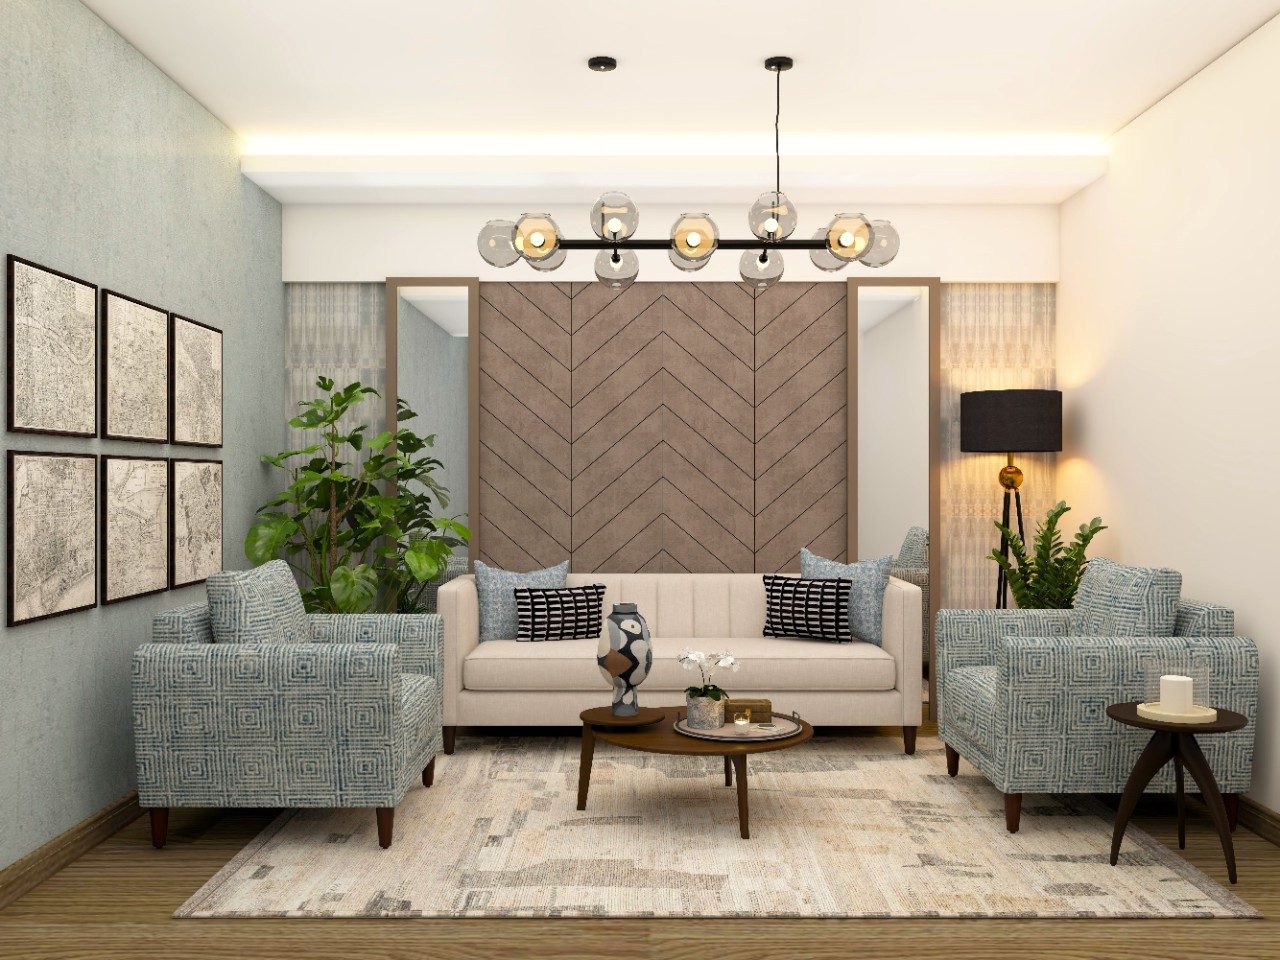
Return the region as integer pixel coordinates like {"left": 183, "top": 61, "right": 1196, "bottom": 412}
{"left": 678, "top": 649, "right": 741, "bottom": 729}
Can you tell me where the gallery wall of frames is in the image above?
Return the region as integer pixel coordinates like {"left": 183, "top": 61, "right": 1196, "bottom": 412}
{"left": 5, "top": 254, "right": 225, "bottom": 626}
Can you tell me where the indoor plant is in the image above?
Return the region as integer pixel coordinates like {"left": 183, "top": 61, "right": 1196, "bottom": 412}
{"left": 678, "top": 649, "right": 741, "bottom": 729}
{"left": 245, "top": 376, "right": 469, "bottom": 613}
{"left": 989, "top": 500, "right": 1106, "bottom": 609}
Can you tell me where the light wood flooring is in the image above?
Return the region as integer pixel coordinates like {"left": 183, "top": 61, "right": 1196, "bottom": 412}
{"left": 0, "top": 754, "right": 1277, "bottom": 960}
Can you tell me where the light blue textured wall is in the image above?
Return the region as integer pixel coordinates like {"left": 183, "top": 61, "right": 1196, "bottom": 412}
{"left": 0, "top": 0, "right": 284, "bottom": 867}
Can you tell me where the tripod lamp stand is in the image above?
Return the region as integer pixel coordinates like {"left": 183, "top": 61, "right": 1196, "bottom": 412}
{"left": 960, "top": 389, "right": 1062, "bottom": 608}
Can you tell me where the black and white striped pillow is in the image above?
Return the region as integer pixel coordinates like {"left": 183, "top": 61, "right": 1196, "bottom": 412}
{"left": 762, "top": 575, "right": 852, "bottom": 643}
{"left": 513, "top": 584, "right": 606, "bottom": 641}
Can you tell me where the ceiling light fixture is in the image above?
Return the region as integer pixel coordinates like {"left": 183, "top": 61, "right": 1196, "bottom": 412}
{"left": 478, "top": 56, "right": 900, "bottom": 284}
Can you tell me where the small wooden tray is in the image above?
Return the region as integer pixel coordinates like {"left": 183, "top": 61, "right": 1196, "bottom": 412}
{"left": 673, "top": 713, "right": 804, "bottom": 742}
{"left": 1136, "top": 701, "right": 1218, "bottom": 724}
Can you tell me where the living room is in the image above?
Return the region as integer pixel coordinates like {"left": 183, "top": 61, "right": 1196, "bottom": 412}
{"left": 1, "top": 1, "right": 1277, "bottom": 957}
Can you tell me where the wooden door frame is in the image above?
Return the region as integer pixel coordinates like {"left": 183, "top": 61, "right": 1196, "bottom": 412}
{"left": 384, "top": 277, "right": 481, "bottom": 571}
{"left": 846, "top": 276, "right": 942, "bottom": 719}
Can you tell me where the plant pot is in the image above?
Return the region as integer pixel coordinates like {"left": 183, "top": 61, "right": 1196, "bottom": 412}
{"left": 597, "top": 603, "right": 652, "bottom": 716}
{"left": 685, "top": 694, "right": 725, "bottom": 729}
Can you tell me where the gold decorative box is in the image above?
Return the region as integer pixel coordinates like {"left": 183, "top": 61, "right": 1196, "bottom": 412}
{"left": 723, "top": 697, "right": 772, "bottom": 719}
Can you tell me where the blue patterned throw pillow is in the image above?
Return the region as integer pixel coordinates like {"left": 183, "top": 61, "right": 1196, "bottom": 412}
{"left": 1071, "top": 557, "right": 1181, "bottom": 636}
{"left": 206, "top": 559, "right": 311, "bottom": 644}
{"left": 474, "top": 559, "right": 569, "bottom": 641}
{"left": 799, "top": 548, "right": 894, "bottom": 646}
{"left": 896, "top": 526, "right": 929, "bottom": 567}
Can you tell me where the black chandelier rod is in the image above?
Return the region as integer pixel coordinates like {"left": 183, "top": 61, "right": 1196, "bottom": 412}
{"left": 559, "top": 238, "right": 827, "bottom": 251}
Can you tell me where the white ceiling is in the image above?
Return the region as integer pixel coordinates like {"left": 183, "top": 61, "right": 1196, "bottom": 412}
{"left": 83, "top": 0, "right": 1280, "bottom": 204}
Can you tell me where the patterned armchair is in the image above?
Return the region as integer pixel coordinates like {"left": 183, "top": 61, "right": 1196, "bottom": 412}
{"left": 132, "top": 561, "right": 443, "bottom": 850}
{"left": 892, "top": 527, "right": 930, "bottom": 666}
{"left": 937, "top": 559, "right": 1258, "bottom": 833}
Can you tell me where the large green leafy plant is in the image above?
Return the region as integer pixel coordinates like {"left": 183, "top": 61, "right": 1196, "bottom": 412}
{"left": 245, "top": 377, "right": 469, "bottom": 613}
{"left": 990, "top": 500, "right": 1106, "bottom": 609}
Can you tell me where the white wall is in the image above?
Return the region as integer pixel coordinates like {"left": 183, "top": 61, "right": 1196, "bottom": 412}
{"left": 1058, "top": 15, "right": 1280, "bottom": 810}
{"left": 858, "top": 295, "right": 931, "bottom": 559}
{"left": 283, "top": 202, "right": 1059, "bottom": 283}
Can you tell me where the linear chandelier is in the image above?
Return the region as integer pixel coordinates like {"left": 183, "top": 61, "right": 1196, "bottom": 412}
{"left": 476, "top": 56, "right": 900, "bottom": 289}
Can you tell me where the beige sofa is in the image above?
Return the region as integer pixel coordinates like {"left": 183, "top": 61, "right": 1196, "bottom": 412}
{"left": 437, "top": 572, "right": 924, "bottom": 754}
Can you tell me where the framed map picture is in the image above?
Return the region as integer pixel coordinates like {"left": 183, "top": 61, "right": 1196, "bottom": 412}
{"left": 170, "top": 458, "right": 222, "bottom": 587}
{"left": 7, "top": 451, "right": 98, "bottom": 626}
{"left": 102, "top": 289, "right": 168, "bottom": 442}
{"left": 101, "top": 456, "right": 169, "bottom": 604}
{"left": 7, "top": 255, "right": 97, "bottom": 436}
{"left": 169, "top": 314, "right": 223, "bottom": 446}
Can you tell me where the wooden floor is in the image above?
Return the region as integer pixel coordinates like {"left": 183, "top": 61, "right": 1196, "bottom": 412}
{"left": 0, "top": 779, "right": 1277, "bottom": 959}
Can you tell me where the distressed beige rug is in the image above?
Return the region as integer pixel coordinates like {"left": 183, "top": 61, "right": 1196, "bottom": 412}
{"left": 177, "top": 736, "right": 1256, "bottom": 919}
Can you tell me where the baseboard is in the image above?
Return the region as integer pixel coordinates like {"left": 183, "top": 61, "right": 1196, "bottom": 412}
{"left": 1239, "top": 795, "right": 1280, "bottom": 847}
{"left": 0, "top": 791, "right": 141, "bottom": 911}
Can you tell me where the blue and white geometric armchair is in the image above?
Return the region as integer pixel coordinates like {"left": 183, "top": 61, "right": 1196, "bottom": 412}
{"left": 132, "top": 561, "right": 443, "bottom": 849}
{"left": 937, "top": 558, "right": 1258, "bottom": 833}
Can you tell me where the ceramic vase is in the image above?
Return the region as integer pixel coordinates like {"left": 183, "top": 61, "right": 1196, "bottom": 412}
{"left": 685, "top": 695, "right": 725, "bottom": 729}
{"left": 598, "top": 603, "right": 652, "bottom": 716}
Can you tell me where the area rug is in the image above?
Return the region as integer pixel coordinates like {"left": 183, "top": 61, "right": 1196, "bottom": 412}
{"left": 176, "top": 736, "right": 1257, "bottom": 919}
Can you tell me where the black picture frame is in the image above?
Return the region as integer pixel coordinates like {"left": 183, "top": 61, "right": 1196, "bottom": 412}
{"left": 7, "top": 254, "right": 99, "bottom": 437}
{"left": 101, "top": 288, "right": 169, "bottom": 443}
{"left": 7, "top": 450, "right": 99, "bottom": 626}
{"left": 169, "top": 457, "right": 223, "bottom": 588}
{"left": 100, "top": 454, "right": 170, "bottom": 605}
{"left": 169, "top": 313, "right": 224, "bottom": 447}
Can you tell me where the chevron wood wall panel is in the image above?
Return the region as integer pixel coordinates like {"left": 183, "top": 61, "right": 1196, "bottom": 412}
{"left": 476, "top": 281, "right": 848, "bottom": 574}
{"left": 476, "top": 282, "right": 573, "bottom": 570}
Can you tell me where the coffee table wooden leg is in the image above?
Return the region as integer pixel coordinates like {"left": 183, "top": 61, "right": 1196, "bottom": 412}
{"left": 1111, "top": 730, "right": 1173, "bottom": 866}
{"left": 724, "top": 756, "right": 732, "bottom": 786}
{"left": 1179, "top": 733, "right": 1238, "bottom": 884}
{"left": 731, "top": 755, "right": 749, "bottom": 839}
{"left": 577, "top": 725, "right": 595, "bottom": 811}
{"left": 1174, "top": 756, "right": 1186, "bottom": 849}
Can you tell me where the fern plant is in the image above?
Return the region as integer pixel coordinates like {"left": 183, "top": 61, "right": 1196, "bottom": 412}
{"left": 990, "top": 500, "right": 1106, "bottom": 609}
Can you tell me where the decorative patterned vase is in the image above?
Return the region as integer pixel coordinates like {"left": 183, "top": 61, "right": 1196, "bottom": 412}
{"left": 686, "top": 695, "right": 725, "bottom": 729}
{"left": 598, "top": 603, "right": 652, "bottom": 716}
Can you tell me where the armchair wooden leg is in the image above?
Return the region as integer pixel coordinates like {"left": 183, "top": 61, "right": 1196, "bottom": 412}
{"left": 1224, "top": 793, "right": 1239, "bottom": 833}
{"left": 375, "top": 807, "right": 395, "bottom": 849}
{"left": 903, "top": 726, "right": 917, "bottom": 755}
{"left": 423, "top": 757, "right": 436, "bottom": 788}
{"left": 945, "top": 743, "right": 960, "bottom": 777}
{"left": 148, "top": 808, "right": 169, "bottom": 849}
{"left": 1004, "top": 792, "right": 1022, "bottom": 833}
{"left": 443, "top": 726, "right": 456, "bottom": 755}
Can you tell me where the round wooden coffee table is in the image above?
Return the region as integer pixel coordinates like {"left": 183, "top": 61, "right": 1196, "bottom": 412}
{"left": 1107, "top": 701, "right": 1247, "bottom": 884}
{"left": 576, "top": 705, "right": 814, "bottom": 839}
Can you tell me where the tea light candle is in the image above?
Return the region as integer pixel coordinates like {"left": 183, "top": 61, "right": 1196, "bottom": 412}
{"left": 1160, "top": 674, "right": 1194, "bottom": 713}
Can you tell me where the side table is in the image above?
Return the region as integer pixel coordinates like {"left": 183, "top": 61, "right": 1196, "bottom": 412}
{"left": 1106, "top": 701, "right": 1247, "bottom": 884}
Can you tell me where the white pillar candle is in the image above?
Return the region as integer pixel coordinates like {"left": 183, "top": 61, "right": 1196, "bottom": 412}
{"left": 1160, "top": 674, "right": 1194, "bottom": 713}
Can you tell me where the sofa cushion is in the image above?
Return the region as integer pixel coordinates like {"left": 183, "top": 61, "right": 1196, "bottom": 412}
{"left": 1071, "top": 557, "right": 1181, "bottom": 637}
{"left": 205, "top": 560, "right": 310, "bottom": 644}
{"left": 475, "top": 559, "right": 569, "bottom": 641}
{"left": 463, "top": 635, "right": 897, "bottom": 693}
{"left": 800, "top": 549, "right": 894, "bottom": 646}
{"left": 944, "top": 665, "right": 998, "bottom": 751}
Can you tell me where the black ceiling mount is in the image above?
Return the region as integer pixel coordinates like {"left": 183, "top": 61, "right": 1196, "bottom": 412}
{"left": 764, "top": 55, "right": 794, "bottom": 72}
{"left": 587, "top": 56, "right": 617, "bottom": 72}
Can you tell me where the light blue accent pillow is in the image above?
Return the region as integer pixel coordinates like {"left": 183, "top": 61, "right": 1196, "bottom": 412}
{"left": 799, "top": 548, "right": 893, "bottom": 646}
{"left": 206, "top": 560, "right": 311, "bottom": 644}
{"left": 1071, "top": 557, "right": 1181, "bottom": 637}
{"left": 474, "top": 559, "right": 569, "bottom": 641}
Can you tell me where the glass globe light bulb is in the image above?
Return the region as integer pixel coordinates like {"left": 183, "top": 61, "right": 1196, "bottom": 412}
{"left": 739, "top": 248, "right": 783, "bottom": 289}
{"left": 809, "top": 227, "right": 845, "bottom": 272}
{"left": 687, "top": 231, "right": 702, "bottom": 248}
{"left": 669, "top": 213, "right": 718, "bottom": 271}
{"left": 748, "top": 191, "right": 797, "bottom": 240}
{"left": 515, "top": 213, "right": 561, "bottom": 261}
{"left": 591, "top": 192, "right": 639, "bottom": 240}
{"left": 825, "top": 213, "right": 872, "bottom": 262}
{"left": 528, "top": 246, "right": 566, "bottom": 271}
{"left": 529, "top": 231, "right": 545, "bottom": 249}
{"left": 477, "top": 219, "right": 520, "bottom": 268}
{"left": 593, "top": 248, "right": 638, "bottom": 288}
{"left": 858, "top": 220, "right": 901, "bottom": 268}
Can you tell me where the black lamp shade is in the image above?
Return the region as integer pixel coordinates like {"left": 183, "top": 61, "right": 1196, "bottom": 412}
{"left": 960, "top": 389, "right": 1062, "bottom": 453}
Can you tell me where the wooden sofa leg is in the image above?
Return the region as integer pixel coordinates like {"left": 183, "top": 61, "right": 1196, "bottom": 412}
{"left": 1004, "top": 793, "right": 1022, "bottom": 833}
{"left": 149, "top": 808, "right": 169, "bottom": 849}
{"left": 376, "top": 807, "right": 395, "bottom": 849}
{"left": 443, "top": 726, "right": 456, "bottom": 755}
{"left": 903, "top": 726, "right": 917, "bottom": 755}
{"left": 1224, "top": 793, "right": 1239, "bottom": 833}
{"left": 945, "top": 743, "right": 959, "bottom": 777}
{"left": 423, "top": 757, "right": 436, "bottom": 788}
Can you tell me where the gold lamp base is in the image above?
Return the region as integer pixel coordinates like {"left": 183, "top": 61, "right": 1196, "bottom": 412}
{"left": 998, "top": 453, "right": 1023, "bottom": 490}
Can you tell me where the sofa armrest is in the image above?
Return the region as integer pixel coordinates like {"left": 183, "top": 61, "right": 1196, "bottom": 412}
{"left": 308, "top": 612, "right": 443, "bottom": 682}
{"left": 882, "top": 577, "right": 923, "bottom": 724}
{"left": 132, "top": 641, "right": 405, "bottom": 807}
{"left": 437, "top": 575, "right": 479, "bottom": 726}
{"left": 152, "top": 603, "right": 213, "bottom": 644}
{"left": 936, "top": 608, "right": 1073, "bottom": 706}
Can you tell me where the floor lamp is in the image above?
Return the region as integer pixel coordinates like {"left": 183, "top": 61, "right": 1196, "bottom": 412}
{"left": 960, "top": 389, "right": 1063, "bottom": 608}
